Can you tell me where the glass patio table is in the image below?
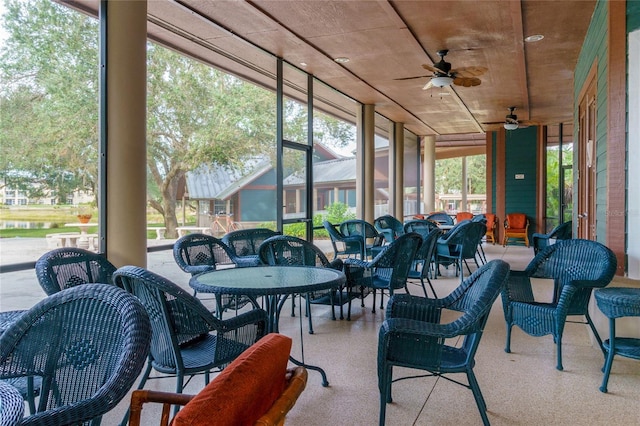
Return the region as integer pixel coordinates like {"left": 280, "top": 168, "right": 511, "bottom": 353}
{"left": 190, "top": 265, "right": 346, "bottom": 386}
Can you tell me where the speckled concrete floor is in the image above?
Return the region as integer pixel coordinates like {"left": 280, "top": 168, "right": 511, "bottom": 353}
{"left": 2, "top": 242, "right": 639, "bottom": 425}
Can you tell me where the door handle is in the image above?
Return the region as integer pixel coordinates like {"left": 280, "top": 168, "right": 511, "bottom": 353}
{"left": 578, "top": 212, "right": 588, "bottom": 219}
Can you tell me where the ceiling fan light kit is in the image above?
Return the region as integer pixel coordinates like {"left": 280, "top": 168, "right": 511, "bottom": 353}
{"left": 431, "top": 75, "right": 454, "bottom": 87}
{"left": 504, "top": 122, "right": 519, "bottom": 130}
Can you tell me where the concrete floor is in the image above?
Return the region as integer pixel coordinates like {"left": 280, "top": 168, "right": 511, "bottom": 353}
{"left": 1, "top": 240, "right": 639, "bottom": 425}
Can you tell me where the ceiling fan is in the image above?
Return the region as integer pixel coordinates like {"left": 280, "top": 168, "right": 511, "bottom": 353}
{"left": 483, "top": 107, "right": 537, "bottom": 130}
{"left": 395, "top": 49, "right": 487, "bottom": 90}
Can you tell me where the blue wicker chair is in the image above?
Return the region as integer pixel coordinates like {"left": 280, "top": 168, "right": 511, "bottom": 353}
{"left": 258, "top": 235, "right": 344, "bottom": 334}
{"left": 340, "top": 219, "right": 384, "bottom": 259}
{"left": 403, "top": 219, "right": 440, "bottom": 235}
{"left": 344, "top": 232, "right": 422, "bottom": 314}
{"left": 426, "top": 211, "right": 454, "bottom": 226}
{"left": 373, "top": 215, "right": 404, "bottom": 244}
{"left": 173, "top": 233, "right": 258, "bottom": 316}
{"left": 532, "top": 220, "right": 573, "bottom": 254}
{"left": 378, "top": 259, "right": 510, "bottom": 426}
{"left": 35, "top": 247, "right": 117, "bottom": 295}
{"left": 407, "top": 228, "right": 443, "bottom": 298}
{"left": 322, "top": 221, "right": 364, "bottom": 259}
{"left": 0, "top": 378, "right": 24, "bottom": 426}
{"left": 222, "top": 228, "right": 279, "bottom": 267}
{"left": 113, "top": 266, "right": 268, "bottom": 416}
{"left": 502, "top": 239, "right": 617, "bottom": 370}
{"left": 0, "top": 284, "right": 151, "bottom": 426}
{"left": 434, "top": 221, "right": 486, "bottom": 283}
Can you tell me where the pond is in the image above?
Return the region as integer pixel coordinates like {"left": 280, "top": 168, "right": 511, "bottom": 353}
{"left": 0, "top": 220, "right": 55, "bottom": 229}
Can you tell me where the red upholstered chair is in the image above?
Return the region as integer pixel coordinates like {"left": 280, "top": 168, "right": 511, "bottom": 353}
{"left": 128, "top": 333, "right": 307, "bottom": 426}
{"left": 455, "top": 212, "right": 474, "bottom": 223}
{"left": 484, "top": 213, "right": 499, "bottom": 244}
{"left": 503, "top": 213, "right": 529, "bottom": 247}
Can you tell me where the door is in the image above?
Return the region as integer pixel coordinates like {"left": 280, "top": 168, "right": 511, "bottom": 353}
{"left": 577, "top": 76, "right": 596, "bottom": 239}
{"left": 282, "top": 142, "right": 313, "bottom": 238}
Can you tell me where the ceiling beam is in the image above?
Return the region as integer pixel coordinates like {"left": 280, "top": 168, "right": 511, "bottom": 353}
{"left": 509, "top": 0, "right": 530, "bottom": 120}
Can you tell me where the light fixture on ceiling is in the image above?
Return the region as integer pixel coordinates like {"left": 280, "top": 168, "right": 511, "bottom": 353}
{"left": 430, "top": 75, "right": 453, "bottom": 87}
{"left": 504, "top": 122, "right": 519, "bottom": 130}
{"left": 524, "top": 34, "right": 544, "bottom": 43}
{"left": 334, "top": 57, "right": 350, "bottom": 64}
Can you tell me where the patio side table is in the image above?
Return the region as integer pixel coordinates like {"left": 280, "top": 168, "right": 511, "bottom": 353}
{"left": 594, "top": 287, "right": 640, "bottom": 393}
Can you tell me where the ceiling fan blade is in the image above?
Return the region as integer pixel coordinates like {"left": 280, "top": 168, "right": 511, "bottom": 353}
{"left": 450, "top": 66, "right": 488, "bottom": 78}
{"left": 422, "top": 80, "right": 434, "bottom": 90}
{"left": 393, "top": 74, "right": 430, "bottom": 81}
{"left": 422, "top": 63, "right": 446, "bottom": 74}
{"left": 453, "top": 77, "right": 481, "bottom": 87}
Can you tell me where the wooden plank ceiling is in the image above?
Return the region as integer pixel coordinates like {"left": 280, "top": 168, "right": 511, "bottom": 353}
{"left": 66, "top": 0, "right": 595, "bottom": 143}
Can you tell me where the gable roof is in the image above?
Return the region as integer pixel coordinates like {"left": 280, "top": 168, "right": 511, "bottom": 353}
{"left": 185, "top": 158, "right": 272, "bottom": 200}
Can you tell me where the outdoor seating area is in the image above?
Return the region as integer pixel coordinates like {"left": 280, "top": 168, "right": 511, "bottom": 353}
{"left": 0, "top": 233, "right": 639, "bottom": 425}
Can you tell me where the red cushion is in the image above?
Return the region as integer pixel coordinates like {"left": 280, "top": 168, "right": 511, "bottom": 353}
{"left": 507, "top": 214, "right": 527, "bottom": 229}
{"left": 172, "top": 333, "right": 291, "bottom": 426}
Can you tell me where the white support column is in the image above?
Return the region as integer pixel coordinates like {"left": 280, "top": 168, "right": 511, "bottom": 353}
{"left": 389, "top": 122, "right": 405, "bottom": 219}
{"left": 461, "top": 156, "right": 468, "bottom": 212}
{"left": 422, "top": 135, "right": 436, "bottom": 214}
{"left": 357, "top": 104, "right": 376, "bottom": 223}
{"left": 105, "top": 1, "right": 147, "bottom": 268}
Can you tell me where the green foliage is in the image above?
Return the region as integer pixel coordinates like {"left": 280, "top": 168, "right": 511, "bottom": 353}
{"left": 435, "top": 155, "right": 486, "bottom": 195}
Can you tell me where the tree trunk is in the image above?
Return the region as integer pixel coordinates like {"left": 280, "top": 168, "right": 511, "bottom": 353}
{"left": 161, "top": 170, "right": 184, "bottom": 238}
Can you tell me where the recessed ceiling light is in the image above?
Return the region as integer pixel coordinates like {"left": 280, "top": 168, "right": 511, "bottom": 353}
{"left": 300, "top": 62, "right": 307, "bottom": 67}
{"left": 334, "top": 57, "right": 350, "bottom": 64}
{"left": 524, "top": 34, "right": 544, "bottom": 43}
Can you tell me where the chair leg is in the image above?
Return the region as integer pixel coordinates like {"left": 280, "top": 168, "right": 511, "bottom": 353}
{"left": 467, "top": 368, "right": 490, "bottom": 426}
{"left": 505, "top": 323, "right": 512, "bottom": 353}
{"left": 307, "top": 297, "right": 314, "bottom": 335}
{"left": 556, "top": 334, "right": 564, "bottom": 371}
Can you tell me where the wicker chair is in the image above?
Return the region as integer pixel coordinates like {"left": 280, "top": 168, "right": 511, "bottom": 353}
{"left": 344, "top": 232, "right": 422, "bottom": 313}
{"left": 173, "top": 233, "right": 258, "bottom": 316}
{"left": 113, "top": 266, "right": 268, "bottom": 417}
{"left": 258, "top": 235, "right": 344, "bottom": 334}
{"left": 378, "top": 260, "right": 510, "bottom": 426}
{"left": 373, "top": 215, "right": 404, "bottom": 244}
{"left": 35, "top": 247, "right": 117, "bottom": 295}
{"left": 502, "top": 213, "right": 529, "bottom": 247}
{"left": 532, "top": 220, "right": 572, "bottom": 254}
{"left": 482, "top": 213, "right": 499, "bottom": 245}
{"left": 502, "top": 239, "right": 617, "bottom": 370}
{"left": 426, "top": 211, "right": 454, "bottom": 226}
{"left": 322, "top": 221, "right": 365, "bottom": 259}
{"left": 340, "top": 219, "right": 384, "bottom": 259}
{"left": 434, "top": 221, "right": 486, "bottom": 283}
{"left": 407, "top": 228, "right": 443, "bottom": 298}
{"left": 0, "top": 284, "right": 151, "bottom": 426}
{"left": 222, "top": 228, "right": 279, "bottom": 267}
{"left": 403, "top": 219, "right": 440, "bottom": 235}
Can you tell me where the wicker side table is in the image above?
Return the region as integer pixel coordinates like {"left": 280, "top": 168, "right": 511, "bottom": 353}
{"left": 594, "top": 287, "right": 640, "bottom": 392}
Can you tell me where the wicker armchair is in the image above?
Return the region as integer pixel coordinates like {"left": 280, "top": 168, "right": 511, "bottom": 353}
{"left": 532, "top": 220, "right": 572, "bottom": 254}
{"left": 434, "top": 221, "right": 486, "bottom": 283}
{"left": 222, "top": 228, "right": 279, "bottom": 267}
{"left": 0, "top": 284, "right": 151, "bottom": 426}
{"left": 35, "top": 247, "right": 117, "bottom": 295}
{"left": 502, "top": 239, "right": 617, "bottom": 370}
{"left": 502, "top": 213, "right": 529, "bottom": 247}
{"left": 373, "top": 215, "right": 404, "bottom": 244}
{"left": 340, "top": 219, "right": 384, "bottom": 259}
{"left": 173, "top": 233, "right": 258, "bottom": 316}
{"left": 482, "top": 213, "right": 499, "bottom": 244}
{"left": 378, "top": 260, "right": 510, "bottom": 426}
{"left": 322, "top": 221, "right": 364, "bottom": 259}
{"left": 344, "top": 232, "right": 422, "bottom": 313}
{"left": 403, "top": 219, "right": 440, "bottom": 235}
{"left": 426, "top": 211, "right": 454, "bottom": 226}
{"left": 455, "top": 211, "right": 474, "bottom": 223}
{"left": 407, "top": 228, "right": 443, "bottom": 298}
{"left": 258, "top": 235, "right": 344, "bottom": 334}
{"left": 113, "top": 266, "right": 268, "bottom": 417}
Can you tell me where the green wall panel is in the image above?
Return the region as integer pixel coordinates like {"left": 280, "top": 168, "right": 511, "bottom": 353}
{"left": 504, "top": 126, "right": 538, "bottom": 241}
{"left": 574, "top": 0, "right": 609, "bottom": 243}
{"left": 630, "top": 1, "right": 640, "bottom": 32}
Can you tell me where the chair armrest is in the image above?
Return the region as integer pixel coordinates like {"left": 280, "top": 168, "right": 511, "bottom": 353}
{"left": 128, "top": 390, "right": 194, "bottom": 426}
{"left": 184, "top": 265, "right": 216, "bottom": 276}
{"left": 328, "top": 258, "right": 344, "bottom": 271}
{"left": 343, "top": 258, "right": 371, "bottom": 269}
{"left": 381, "top": 317, "right": 463, "bottom": 340}
{"left": 503, "top": 270, "right": 535, "bottom": 303}
{"left": 385, "top": 294, "right": 443, "bottom": 323}
{"left": 217, "top": 308, "right": 268, "bottom": 333}
{"left": 255, "top": 367, "right": 308, "bottom": 426}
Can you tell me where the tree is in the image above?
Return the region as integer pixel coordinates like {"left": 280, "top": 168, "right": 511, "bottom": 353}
{"left": 1, "top": 0, "right": 355, "bottom": 236}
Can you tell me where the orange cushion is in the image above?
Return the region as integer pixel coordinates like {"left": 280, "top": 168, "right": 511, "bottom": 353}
{"left": 172, "top": 333, "right": 292, "bottom": 426}
{"left": 485, "top": 213, "right": 497, "bottom": 229}
{"left": 507, "top": 214, "right": 527, "bottom": 229}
